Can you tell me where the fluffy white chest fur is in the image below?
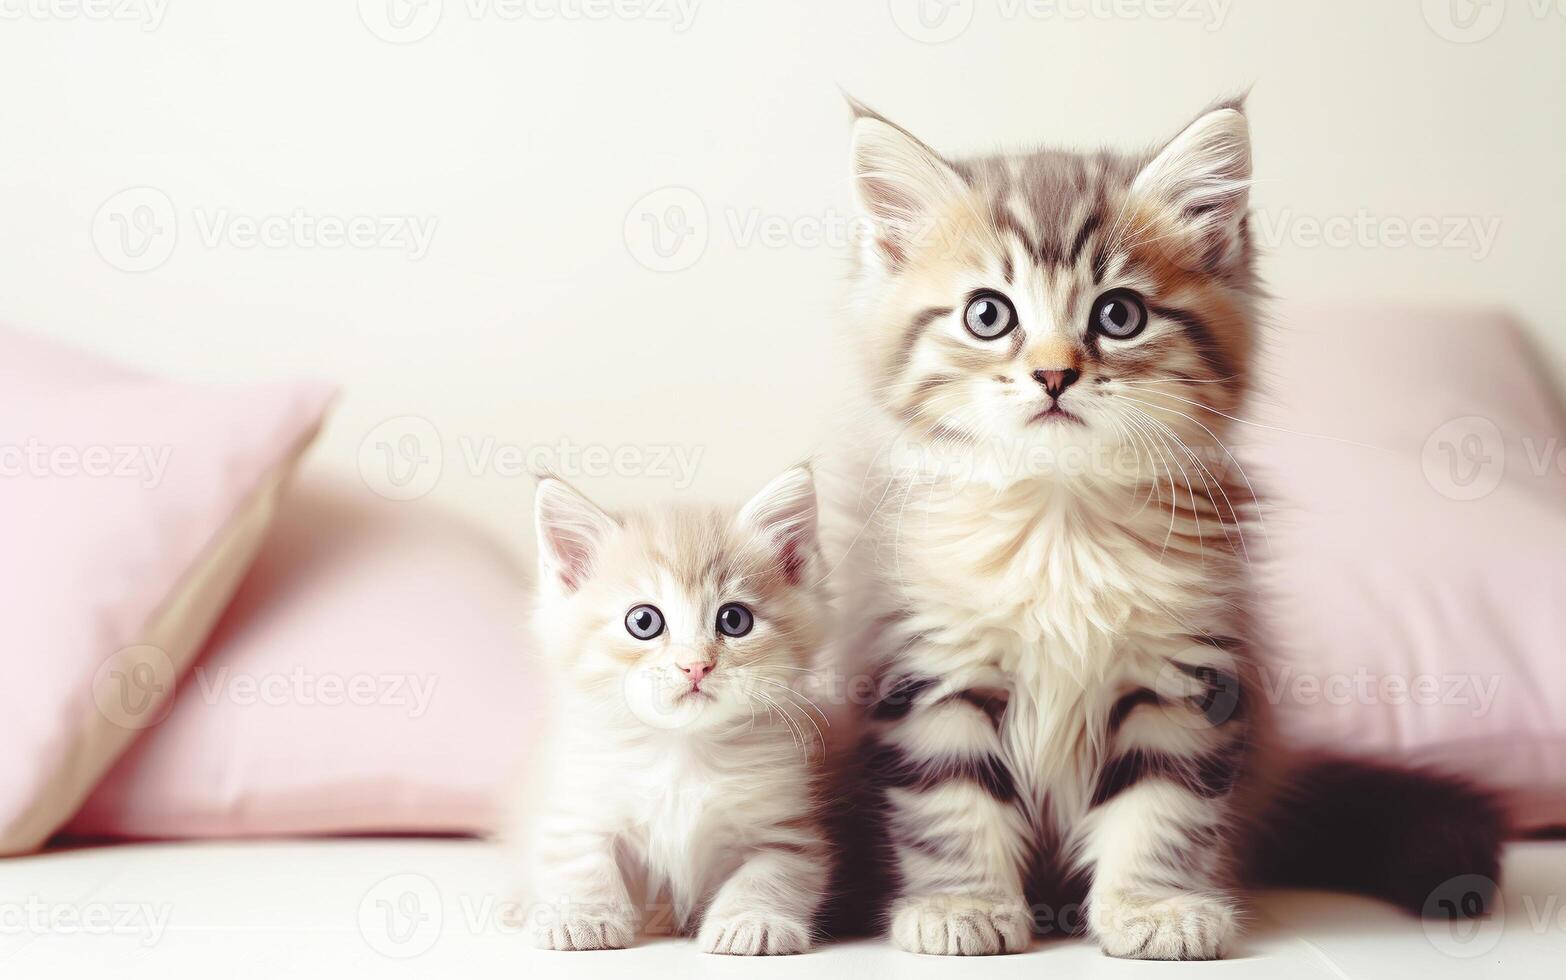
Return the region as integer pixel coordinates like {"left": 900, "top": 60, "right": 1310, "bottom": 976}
{"left": 524, "top": 725, "right": 819, "bottom": 930}
{"left": 634, "top": 742, "right": 733, "bottom": 916}
{"left": 848, "top": 473, "right": 1241, "bottom": 827}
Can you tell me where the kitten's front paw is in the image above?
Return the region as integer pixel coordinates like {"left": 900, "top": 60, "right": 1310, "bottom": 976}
{"left": 524, "top": 904, "right": 636, "bottom": 951}
{"left": 698, "top": 912, "right": 811, "bottom": 955}
{"left": 1091, "top": 890, "right": 1235, "bottom": 960}
{"left": 889, "top": 893, "right": 1031, "bottom": 955}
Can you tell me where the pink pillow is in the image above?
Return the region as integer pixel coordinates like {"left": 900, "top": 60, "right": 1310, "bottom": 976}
{"left": 1250, "top": 304, "right": 1566, "bottom": 831}
{"left": 0, "top": 327, "right": 332, "bottom": 855}
{"left": 66, "top": 471, "right": 541, "bottom": 840}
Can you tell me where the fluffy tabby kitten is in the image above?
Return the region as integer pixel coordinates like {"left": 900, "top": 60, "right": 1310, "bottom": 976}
{"left": 517, "top": 467, "right": 830, "bottom": 955}
{"left": 820, "top": 96, "right": 1504, "bottom": 959}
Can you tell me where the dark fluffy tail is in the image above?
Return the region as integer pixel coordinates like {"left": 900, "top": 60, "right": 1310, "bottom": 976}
{"left": 1249, "top": 755, "right": 1508, "bottom": 916}
{"left": 816, "top": 745, "right": 896, "bottom": 938}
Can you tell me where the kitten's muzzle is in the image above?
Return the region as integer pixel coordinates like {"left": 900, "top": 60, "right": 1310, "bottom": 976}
{"left": 1032, "top": 367, "right": 1081, "bottom": 398}
{"left": 677, "top": 658, "right": 715, "bottom": 690}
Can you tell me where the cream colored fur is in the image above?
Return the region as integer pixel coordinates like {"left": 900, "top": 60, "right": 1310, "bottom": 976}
{"left": 513, "top": 467, "right": 831, "bottom": 955}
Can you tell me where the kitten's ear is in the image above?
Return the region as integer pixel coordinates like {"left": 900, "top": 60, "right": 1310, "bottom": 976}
{"left": 1131, "top": 101, "right": 1252, "bottom": 265}
{"left": 737, "top": 465, "right": 818, "bottom": 585}
{"left": 533, "top": 476, "right": 618, "bottom": 594}
{"left": 849, "top": 99, "right": 966, "bottom": 269}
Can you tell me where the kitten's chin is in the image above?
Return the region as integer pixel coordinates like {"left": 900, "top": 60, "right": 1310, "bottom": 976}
{"left": 889, "top": 420, "right": 1139, "bottom": 492}
{"left": 621, "top": 674, "right": 745, "bottom": 733}
{"left": 1026, "top": 405, "right": 1086, "bottom": 427}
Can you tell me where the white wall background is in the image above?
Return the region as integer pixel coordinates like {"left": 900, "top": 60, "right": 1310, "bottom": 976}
{"left": 2, "top": 0, "right": 1563, "bottom": 552}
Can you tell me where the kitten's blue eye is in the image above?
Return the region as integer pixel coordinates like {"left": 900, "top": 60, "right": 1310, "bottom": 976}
{"left": 1091, "top": 289, "right": 1147, "bottom": 340}
{"left": 963, "top": 292, "right": 1017, "bottom": 341}
{"left": 716, "top": 603, "right": 753, "bottom": 638}
{"left": 625, "top": 604, "right": 664, "bottom": 640}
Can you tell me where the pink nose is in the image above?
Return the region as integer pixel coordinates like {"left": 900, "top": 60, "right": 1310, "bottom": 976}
{"left": 677, "top": 660, "right": 715, "bottom": 686}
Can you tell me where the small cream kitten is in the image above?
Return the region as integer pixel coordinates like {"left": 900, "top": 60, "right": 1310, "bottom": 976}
{"left": 516, "top": 466, "right": 830, "bottom": 955}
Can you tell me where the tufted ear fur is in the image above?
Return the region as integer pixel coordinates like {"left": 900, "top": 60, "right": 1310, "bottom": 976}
{"left": 736, "top": 465, "right": 818, "bottom": 585}
{"left": 533, "top": 476, "right": 618, "bottom": 594}
{"left": 848, "top": 97, "right": 967, "bottom": 270}
{"left": 1130, "top": 100, "right": 1253, "bottom": 269}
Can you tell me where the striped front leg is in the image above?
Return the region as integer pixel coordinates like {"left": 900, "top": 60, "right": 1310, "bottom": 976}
{"left": 869, "top": 673, "right": 1033, "bottom": 956}
{"left": 1076, "top": 648, "right": 1248, "bottom": 960}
